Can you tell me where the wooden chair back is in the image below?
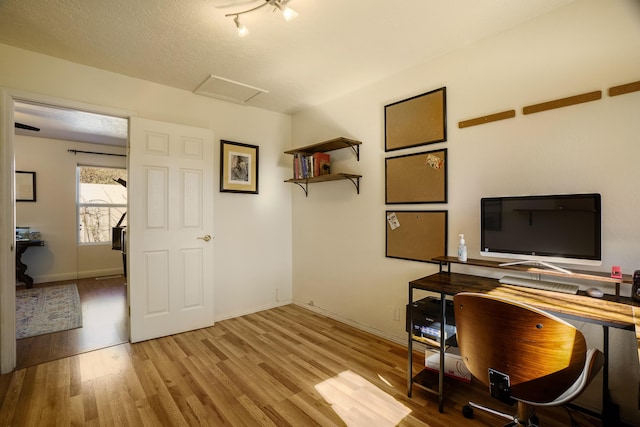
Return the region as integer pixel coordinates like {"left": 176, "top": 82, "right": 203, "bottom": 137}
{"left": 453, "top": 292, "right": 587, "bottom": 403}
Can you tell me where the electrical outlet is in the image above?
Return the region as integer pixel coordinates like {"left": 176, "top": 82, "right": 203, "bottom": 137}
{"left": 309, "top": 300, "right": 314, "bottom": 306}
{"left": 392, "top": 306, "right": 400, "bottom": 321}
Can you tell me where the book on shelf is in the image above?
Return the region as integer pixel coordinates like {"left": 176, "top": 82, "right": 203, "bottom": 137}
{"left": 292, "top": 152, "right": 331, "bottom": 179}
{"left": 313, "top": 152, "right": 331, "bottom": 176}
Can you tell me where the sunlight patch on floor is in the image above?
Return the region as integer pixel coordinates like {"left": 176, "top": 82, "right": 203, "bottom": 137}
{"left": 78, "top": 345, "right": 130, "bottom": 380}
{"left": 315, "top": 370, "right": 411, "bottom": 427}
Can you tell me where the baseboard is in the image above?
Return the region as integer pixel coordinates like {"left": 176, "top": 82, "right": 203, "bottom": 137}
{"left": 291, "top": 299, "right": 406, "bottom": 347}
{"left": 31, "top": 272, "right": 78, "bottom": 284}
{"left": 31, "top": 268, "right": 125, "bottom": 284}
{"left": 77, "top": 268, "right": 124, "bottom": 279}
{"left": 214, "top": 299, "right": 292, "bottom": 323}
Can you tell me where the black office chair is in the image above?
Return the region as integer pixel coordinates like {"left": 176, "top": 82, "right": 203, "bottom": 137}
{"left": 453, "top": 292, "right": 604, "bottom": 426}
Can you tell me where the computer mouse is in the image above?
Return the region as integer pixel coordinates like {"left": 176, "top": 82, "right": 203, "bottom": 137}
{"left": 585, "top": 287, "right": 604, "bottom": 298}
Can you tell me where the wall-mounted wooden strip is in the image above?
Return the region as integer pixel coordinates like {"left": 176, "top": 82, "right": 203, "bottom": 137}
{"left": 458, "top": 110, "right": 516, "bottom": 128}
{"left": 609, "top": 81, "right": 640, "bottom": 97}
{"left": 523, "top": 90, "right": 602, "bottom": 115}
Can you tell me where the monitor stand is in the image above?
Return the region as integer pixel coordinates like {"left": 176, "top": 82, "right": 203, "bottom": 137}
{"left": 498, "top": 260, "right": 573, "bottom": 275}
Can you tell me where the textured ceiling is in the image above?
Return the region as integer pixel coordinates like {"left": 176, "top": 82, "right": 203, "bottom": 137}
{"left": 1, "top": 0, "right": 575, "bottom": 144}
{"left": 14, "top": 102, "right": 128, "bottom": 146}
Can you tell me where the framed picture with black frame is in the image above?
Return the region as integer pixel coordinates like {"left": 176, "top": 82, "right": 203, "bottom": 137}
{"left": 220, "top": 140, "right": 259, "bottom": 194}
{"left": 15, "top": 171, "right": 36, "bottom": 202}
{"left": 385, "top": 148, "right": 447, "bottom": 204}
{"left": 384, "top": 87, "right": 447, "bottom": 152}
{"left": 386, "top": 210, "right": 448, "bottom": 263}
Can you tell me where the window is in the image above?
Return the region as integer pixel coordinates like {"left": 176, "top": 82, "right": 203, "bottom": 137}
{"left": 77, "top": 166, "right": 127, "bottom": 244}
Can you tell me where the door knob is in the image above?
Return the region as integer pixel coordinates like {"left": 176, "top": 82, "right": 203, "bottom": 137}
{"left": 197, "top": 235, "right": 212, "bottom": 242}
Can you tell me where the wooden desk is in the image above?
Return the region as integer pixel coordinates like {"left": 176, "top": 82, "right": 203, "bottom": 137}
{"left": 408, "top": 269, "right": 638, "bottom": 424}
{"left": 16, "top": 239, "right": 44, "bottom": 288}
{"left": 412, "top": 272, "right": 635, "bottom": 329}
{"left": 434, "top": 255, "right": 634, "bottom": 298}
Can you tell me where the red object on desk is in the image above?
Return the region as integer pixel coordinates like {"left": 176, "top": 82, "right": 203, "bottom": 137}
{"left": 611, "top": 265, "right": 622, "bottom": 279}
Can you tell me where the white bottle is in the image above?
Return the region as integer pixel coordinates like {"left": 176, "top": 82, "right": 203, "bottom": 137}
{"left": 458, "top": 234, "right": 467, "bottom": 262}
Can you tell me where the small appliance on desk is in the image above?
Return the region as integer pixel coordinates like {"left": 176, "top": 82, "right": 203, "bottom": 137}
{"left": 406, "top": 296, "right": 456, "bottom": 343}
{"left": 16, "top": 227, "right": 30, "bottom": 241}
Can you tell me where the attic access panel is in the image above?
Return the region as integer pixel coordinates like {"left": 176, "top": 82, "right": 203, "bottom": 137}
{"left": 194, "top": 75, "right": 269, "bottom": 104}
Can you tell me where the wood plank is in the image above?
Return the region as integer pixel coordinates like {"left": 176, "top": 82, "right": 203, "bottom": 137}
{"left": 458, "top": 110, "right": 516, "bottom": 128}
{"left": 523, "top": 90, "right": 602, "bottom": 115}
{"left": 609, "top": 80, "right": 640, "bottom": 97}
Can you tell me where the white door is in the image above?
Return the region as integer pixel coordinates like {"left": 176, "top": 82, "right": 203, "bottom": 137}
{"left": 129, "top": 117, "right": 214, "bottom": 342}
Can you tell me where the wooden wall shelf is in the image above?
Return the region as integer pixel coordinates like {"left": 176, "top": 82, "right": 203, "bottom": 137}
{"left": 285, "top": 137, "right": 362, "bottom": 197}
{"left": 284, "top": 137, "right": 361, "bottom": 161}
{"left": 284, "top": 173, "right": 361, "bottom": 197}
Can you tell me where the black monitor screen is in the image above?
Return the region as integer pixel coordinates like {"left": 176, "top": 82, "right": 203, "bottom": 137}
{"left": 480, "top": 193, "right": 601, "bottom": 262}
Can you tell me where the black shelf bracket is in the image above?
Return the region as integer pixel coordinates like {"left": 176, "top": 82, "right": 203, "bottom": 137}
{"left": 349, "top": 143, "right": 360, "bottom": 161}
{"left": 293, "top": 181, "right": 309, "bottom": 197}
{"left": 289, "top": 175, "right": 360, "bottom": 197}
{"left": 346, "top": 176, "right": 360, "bottom": 194}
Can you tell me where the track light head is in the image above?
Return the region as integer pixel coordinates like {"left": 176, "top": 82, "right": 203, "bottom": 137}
{"left": 233, "top": 15, "right": 249, "bottom": 37}
{"left": 274, "top": 1, "right": 298, "bottom": 22}
{"left": 280, "top": 5, "right": 298, "bottom": 21}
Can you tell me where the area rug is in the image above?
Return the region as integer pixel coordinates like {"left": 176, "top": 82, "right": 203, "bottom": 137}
{"left": 16, "top": 284, "right": 83, "bottom": 339}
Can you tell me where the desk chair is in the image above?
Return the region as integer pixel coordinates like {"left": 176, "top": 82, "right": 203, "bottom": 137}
{"left": 452, "top": 292, "right": 604, "bottom": 426}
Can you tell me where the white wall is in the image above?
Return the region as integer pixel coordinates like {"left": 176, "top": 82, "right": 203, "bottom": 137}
{"left": 15, "top": 136, "right": 126, "bottom": 282}
{"left": 290, "top": 0, "right": 640, "bottom": 423}
{"left": 0, "top": 42, "right": 293, "bottom": 322}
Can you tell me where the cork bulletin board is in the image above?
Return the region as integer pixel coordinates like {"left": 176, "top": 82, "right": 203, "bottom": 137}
{"left": 385, "top": 148, "right": 447, "bottom": 204}
{"left": 386, "top": 211, "right": 447, "bottom": 263}
{"left": 385, "top": 87, "right": 447, "bottom": 152}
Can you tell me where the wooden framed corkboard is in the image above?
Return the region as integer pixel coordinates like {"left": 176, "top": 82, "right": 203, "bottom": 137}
{"left": 385, "top": 87, "right": 447, "bottom": 152}
{"left": 385, "top": 148, "right": 447, "bottom": 204}
{"left": 386, "top": 210, "right": 447, "bottom": 263}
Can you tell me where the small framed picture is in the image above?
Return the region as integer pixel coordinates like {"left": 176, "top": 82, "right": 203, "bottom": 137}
{"left": 15, "top": 171, "right": 36, "bottom": 202}
{"left": 220, "top": 140, "right": 259, "bottom": 194}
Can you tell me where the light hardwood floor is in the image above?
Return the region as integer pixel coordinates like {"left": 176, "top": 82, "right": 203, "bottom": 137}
{"left": 0, "top": 304, "right": 602, "bottom": 426}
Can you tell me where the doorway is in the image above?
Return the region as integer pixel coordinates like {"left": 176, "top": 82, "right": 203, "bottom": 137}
{"left": 9, "top": 96, "right": 131, "bottom": 369}
{"left": 2, "top": 91, "right": 216, "bottom": 374}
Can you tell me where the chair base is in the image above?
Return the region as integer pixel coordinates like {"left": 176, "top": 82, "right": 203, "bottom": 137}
{"left": 463, "top": 401, "right": 539, "bottom": 427}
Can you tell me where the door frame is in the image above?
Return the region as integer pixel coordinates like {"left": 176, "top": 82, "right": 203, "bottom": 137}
{"left": 0, "top": 88, "right": 134, "bottom": 374}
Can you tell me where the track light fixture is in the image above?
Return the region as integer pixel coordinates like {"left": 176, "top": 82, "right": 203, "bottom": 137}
{"left": 226, "top": 0, "right": 298, "bottom": 36}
